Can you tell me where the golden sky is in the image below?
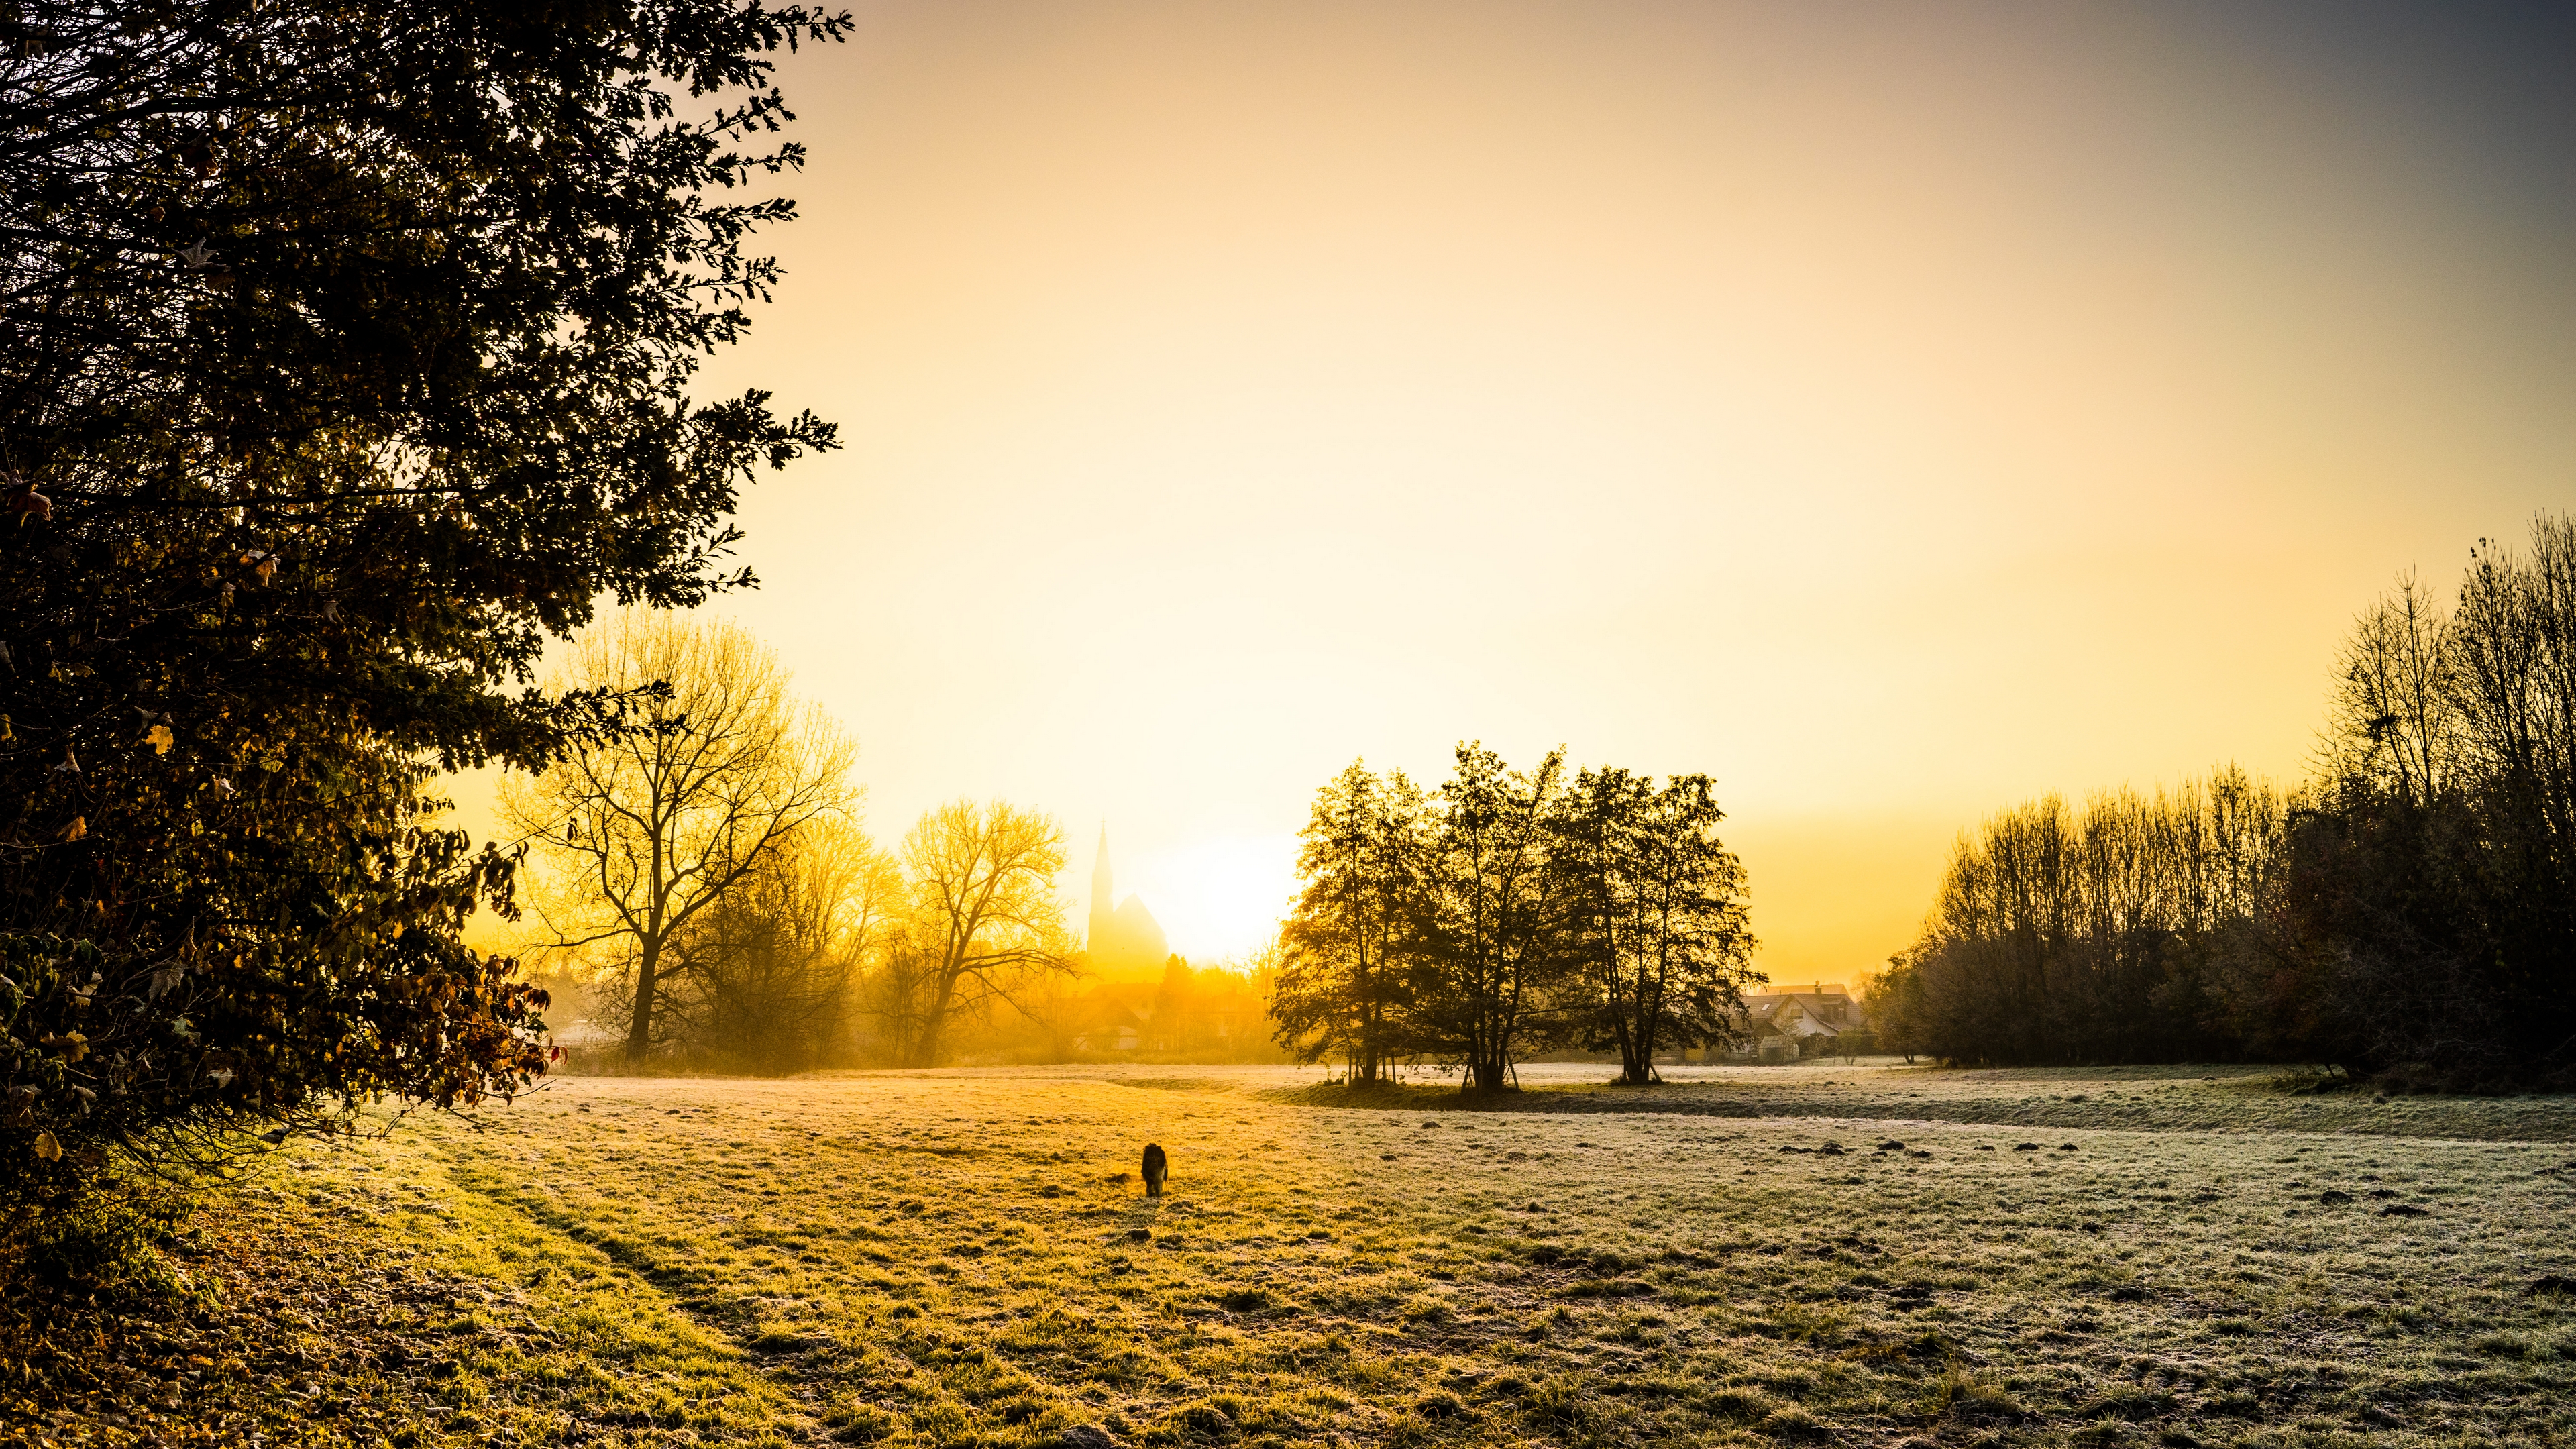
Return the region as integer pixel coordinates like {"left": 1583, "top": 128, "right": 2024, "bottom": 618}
{"left": 482, "top": 1, "right": 2575, "bottom": 980}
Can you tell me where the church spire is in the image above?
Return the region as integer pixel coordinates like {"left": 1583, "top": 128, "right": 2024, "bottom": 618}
{"left": 1083, "top": 821, "right": 1171, "bottom": 971}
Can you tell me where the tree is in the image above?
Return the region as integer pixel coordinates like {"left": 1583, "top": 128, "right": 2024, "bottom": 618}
{"left": 0, "top": 1, "right": 845, "bottom": 1201}
{"left": 2272, "top": 513, "right": 2576, "bottom": 1086}
{"left": 896, "top": 800, "right": 1073, "bottom": 1067}
{"left": 501, "top": 611, "right": 857, "bottom": 1062}
{"left": 1271, "top": 761, "right": 1428, "bottom": 1083}
{"left": 1861, "top": 951, "right": 1929, "bottom": 1063}
{"left": 2325, "top": 572, "right": 2460, "bottom": 808}
{"left": 643, "top": 817, "right": 894, "bottom": 1073}
{"left": 1415, "top": 744, "right": 1569, "bottom": 1093}
{"left": 1555, "top": 769, "right": 1757, "bottom": 1084}
{"left": 1886, "top": 777, "right": 2288, "bottom": 1067}
{"left": 861, "top": 918, "right": 949, "bottom": 1067}
{"left": 2453, "top": 514, "right": 2576, "bottom": 965}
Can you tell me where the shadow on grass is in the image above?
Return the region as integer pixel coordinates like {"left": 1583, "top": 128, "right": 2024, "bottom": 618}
{"left": 1267, "top": 1079, "right": 1551, "bottom": 1112}
{"left": 1257, "top": 1075, "right": 2576, "bottom": 1141}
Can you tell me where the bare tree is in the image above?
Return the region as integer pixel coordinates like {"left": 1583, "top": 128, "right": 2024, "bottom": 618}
{"left": 500, "top": 610, "right": 859, "bottom": 1061}
{"left": 1876, "top": 513, "right": 2575, "bottom": 1084}
{"left": 2455, "top": 514, "right": 2576, "bottom": 862}
{"left": 861, "top": 920, "right": 947, "bottom": 1066}
{"left": 655, "top": 818, "right": 898, "bottom": 1072}
{"left": 898, "top": 800, "right": 1074, "bottom": 1066}
{"left": 2325, "top": 572, "right": 2460, "bottom": 807}
{"left": 1883, "top": 773, "right": 2294, "bottom": 1065}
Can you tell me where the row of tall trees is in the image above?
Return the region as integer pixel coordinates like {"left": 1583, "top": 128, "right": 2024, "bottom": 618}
{"left": 1270, "top": 745, "right": 1759, "bottom": 1089}
{"left": 1865, "top": 771, "right": 2284, "bottom": 1065}
{"left": 1, "top": 1, "right": 847, "bottom": 1207}
{"left": 502, "top": 612, "right": 1074, "bottom": 1070}
{"left": 1872, "top": 513, "right": 2576, "bottom": 1088}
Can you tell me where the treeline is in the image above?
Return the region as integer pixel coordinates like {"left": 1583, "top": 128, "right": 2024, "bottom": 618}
{"left": 561, "top": 833, "right": 1281, "bottom": 1070}
{"left": 505, "top": 612, "right": 1097, "bottom": 1071}
{"left": 994, "top": 957, "right": 1286, "bottom": 1065}
{"left": 1866, "top": 773, "right": 2284, "bottom": 1065}
{"left": 505, "top": 611, "right": 1286, "bottom": 1071}
{"left": 1872, "top": 513, "right": 2576, "bottom": 1089}
{"left": 1270, "top": 745, "right": 1760, "bottom": 1089}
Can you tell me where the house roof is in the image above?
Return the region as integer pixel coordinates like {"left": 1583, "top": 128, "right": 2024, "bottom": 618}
{"left": 1738, "top": 987, "right": 1865, "bottom": 1036}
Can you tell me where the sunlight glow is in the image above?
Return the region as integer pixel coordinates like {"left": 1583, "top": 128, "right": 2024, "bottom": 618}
{"left": 1116, "top": 833, "right": 1300, "bottom": 965}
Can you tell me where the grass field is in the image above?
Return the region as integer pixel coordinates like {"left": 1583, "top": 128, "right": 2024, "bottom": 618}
{"left": 30, "top": 1061, "right": 2576, "bottom": 1448}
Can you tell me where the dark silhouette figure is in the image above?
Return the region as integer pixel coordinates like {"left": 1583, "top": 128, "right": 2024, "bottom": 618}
{"left": 1142, "top": 1142, "right": 1168, "bottom": 1197}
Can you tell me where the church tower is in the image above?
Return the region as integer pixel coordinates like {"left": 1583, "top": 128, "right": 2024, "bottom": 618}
{"left": 1085, "top": 823, "right": 1171, "bottom": 973}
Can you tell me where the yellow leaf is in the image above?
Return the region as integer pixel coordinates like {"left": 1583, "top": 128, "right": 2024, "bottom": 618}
{"left": 56, "top": 816, "right": 85, "bottom": 843}
{"left": 147, "top": 723, "right": 174, "bottom": 754}
{"left": 32, "top": 1130, "right": 59, "bottom": 1161}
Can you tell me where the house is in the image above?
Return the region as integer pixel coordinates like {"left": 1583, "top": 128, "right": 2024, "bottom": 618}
{"left": 1705, "top": 982, "right": 1867, "bottom": 1061}
{"left": 1746, "top": 983, "right": 1863, "bottom": 1040}
{"left": 1070, "top": 1005, "right": 1147, "bottom": 1053}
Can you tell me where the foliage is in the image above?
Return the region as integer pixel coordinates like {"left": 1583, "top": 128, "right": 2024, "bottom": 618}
{"left": 878, "top": 952, "right": 1285, "bottom": 1065}
{"left": 2273, "top": 513, "right": 2576, "bottom": 1087}
{"left": 1271, "top": 760, "right": 1428, "bottom": 1082}
{"left": 502, "top": 609, "right": 859, "bottom": 1062}
{"left": 1144, "top": 955, "right": 1274, "bottom": 1059}
{"left": 1875, "top": 772, "right": 2282, "bottom": 1067}
{"left": 886, "top": 799, "right": 1075, "bottom": 1067}
{"left": 1860, "top": 953, "right": 1928, "bottom": 1063}
{"left": 1552, "top": 767, "right": 1758, "bottom": 1084}
{"left": 634, "top": 817, "right": 894, "bottom": 1073}
{"left": 4, "top": 1162, "right": 201, "bottom": 1305}
{"left": 1273, "top": 745, "right": 1756, "bottom": 1090}
{"left": 0, "top": 0, "right": 846, "bottom": 1197}
{"left": 1879, "top": 513, "right": 2575, "bottom": 1085}
{"left": 1412, "top": 743, "right": 1572, "bottom": 1091}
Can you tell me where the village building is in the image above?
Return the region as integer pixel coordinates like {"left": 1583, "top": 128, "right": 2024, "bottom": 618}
{"left": 1680, "top": 981, "right": 1868, "bottom": 1063}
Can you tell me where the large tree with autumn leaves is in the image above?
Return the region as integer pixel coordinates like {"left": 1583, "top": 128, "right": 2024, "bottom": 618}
{"left": 0, "top": 0, "right": 845, "bottom": 1203}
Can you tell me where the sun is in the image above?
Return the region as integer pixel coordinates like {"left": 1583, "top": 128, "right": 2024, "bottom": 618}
{"left": 1120, "top": 833, "right": 1301, "bottom": 965}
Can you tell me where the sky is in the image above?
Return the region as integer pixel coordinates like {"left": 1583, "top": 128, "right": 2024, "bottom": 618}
{"left": 469, "top": 0, "right": 2573, "bottom": 981}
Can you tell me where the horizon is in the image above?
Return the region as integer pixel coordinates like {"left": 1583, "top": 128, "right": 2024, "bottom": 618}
{"left": 9, "top": 7, "right": 2575, "bottom": 1443}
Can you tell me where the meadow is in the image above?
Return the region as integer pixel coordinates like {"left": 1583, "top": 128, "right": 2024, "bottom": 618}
{"left": 35, "top": 1063, "right": 2576, "bottom": 1449}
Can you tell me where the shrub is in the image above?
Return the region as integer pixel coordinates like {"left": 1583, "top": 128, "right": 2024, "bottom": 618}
{"left": 3, "top": 1165, "right": 202, "bottom": 1307}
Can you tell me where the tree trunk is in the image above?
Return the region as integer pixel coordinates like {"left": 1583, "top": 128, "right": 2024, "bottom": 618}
{"left": 916, "top": 977, "right": 956, "bottom": 1067}
{"left": 1619, "top": 1041, "right": 1652, "bottom": 1085}
{"left": 1617, "top": 974, "right": 1656, "bottom": 1084}
{"left": 1617, "top": 1025, "right": 1652, "bottom": 1085}
{"left": 625, "top": 934, "right": 661, "bottom": 1062}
